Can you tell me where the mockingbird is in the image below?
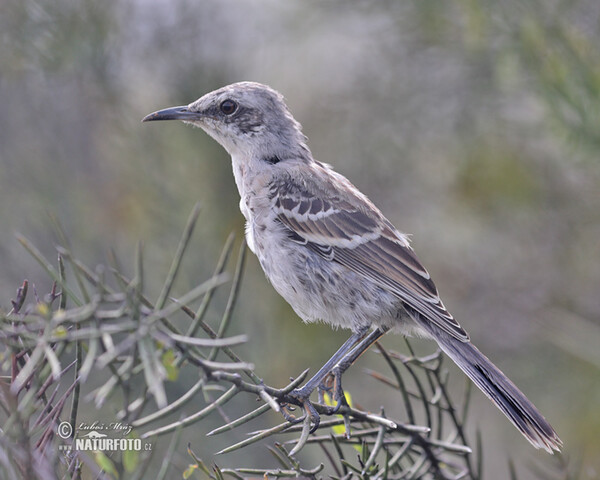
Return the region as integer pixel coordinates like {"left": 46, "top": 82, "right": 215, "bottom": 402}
{"left": 143, "top": 81, "right": 562, "bottom": 453}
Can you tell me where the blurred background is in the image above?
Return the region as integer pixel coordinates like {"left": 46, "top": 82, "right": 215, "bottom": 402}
{"left": 1, "top": 0, "right": 599, "bottom": 477}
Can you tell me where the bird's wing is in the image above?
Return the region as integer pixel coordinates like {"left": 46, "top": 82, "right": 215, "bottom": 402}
{"left": 271, "top": 171, "right": 469, "bottom": 342}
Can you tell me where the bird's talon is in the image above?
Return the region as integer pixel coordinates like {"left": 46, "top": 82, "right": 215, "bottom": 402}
{"left": 285, "top": 387, "right": 322, "bottom": 433}
{"left": 324, "top": 367, "right": 348, "bottom": 414}
{"left": 280, "top": 404, "right": 298, "bottom": 423}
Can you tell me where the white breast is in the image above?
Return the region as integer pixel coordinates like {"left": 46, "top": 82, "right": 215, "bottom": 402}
{"left": 230, "top": 154, "right": 275, "bottom": 256}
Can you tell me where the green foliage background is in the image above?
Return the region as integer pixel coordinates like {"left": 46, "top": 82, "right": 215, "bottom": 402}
{"left": 1, "top": 0, "right": 599, "bottom": 478}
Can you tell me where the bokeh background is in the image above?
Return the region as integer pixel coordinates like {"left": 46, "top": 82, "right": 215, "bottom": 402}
{"left": 1, "top": 0, "right": 599, "bottom": 478}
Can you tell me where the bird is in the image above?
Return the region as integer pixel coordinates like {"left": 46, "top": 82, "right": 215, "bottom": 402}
{"left": 142, "top": 81, "right": 562, "bottom": 453}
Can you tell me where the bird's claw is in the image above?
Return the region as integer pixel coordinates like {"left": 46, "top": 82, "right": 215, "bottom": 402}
{"left": 317, "top": 368, "right": 348, "bottom": 414}
{"left": 282, "top": 381, "right": 353, "bottom": 445}
{"left": 282, "top": 366, "right": 349, "bottom": 433}
{"left": 284, "top": 386, "right": 323, "bottom": 433}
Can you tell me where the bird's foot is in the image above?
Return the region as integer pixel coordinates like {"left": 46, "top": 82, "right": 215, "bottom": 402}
{"left": 283, "top": 385, "right": 322, "bottom": 433}
{"left": 317, "top": 368, "right": 349, "bottom": 414}
{"left": 282, "top": 367, "right": 349, "bottom": 434}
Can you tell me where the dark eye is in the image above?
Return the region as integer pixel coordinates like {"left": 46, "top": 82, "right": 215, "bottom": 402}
{"left": 220, "top": 99, "right": 237, "bottom": 115}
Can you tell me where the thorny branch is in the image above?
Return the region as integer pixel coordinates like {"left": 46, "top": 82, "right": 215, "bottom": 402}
{"left": 0, "top": 207, "right": 564, "bottom": 480}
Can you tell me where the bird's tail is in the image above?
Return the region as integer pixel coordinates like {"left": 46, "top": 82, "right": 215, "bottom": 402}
{"left": 429, "top": 330, "right": 562, "bottom": 453}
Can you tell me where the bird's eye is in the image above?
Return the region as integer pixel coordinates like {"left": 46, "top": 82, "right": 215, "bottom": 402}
{"left": 220, "top": 99, "right": 238, "bottom": 115}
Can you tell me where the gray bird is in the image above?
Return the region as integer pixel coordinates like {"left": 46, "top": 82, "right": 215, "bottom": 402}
{"left": 143, "top": 81, "right": 562, "bottom": 453}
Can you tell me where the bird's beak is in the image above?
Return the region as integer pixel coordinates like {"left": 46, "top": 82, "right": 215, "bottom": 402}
{"left": 141, "top": 106, "right": 204, "bottom": 123}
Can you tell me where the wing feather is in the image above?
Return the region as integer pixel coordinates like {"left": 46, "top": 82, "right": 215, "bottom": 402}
{"left": 273, "top": 175, "right": 469, "bottom": 342}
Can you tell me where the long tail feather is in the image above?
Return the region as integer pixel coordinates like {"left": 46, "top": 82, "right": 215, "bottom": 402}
{"left": 421, "top": 325, "right": 562, "bottom": 453}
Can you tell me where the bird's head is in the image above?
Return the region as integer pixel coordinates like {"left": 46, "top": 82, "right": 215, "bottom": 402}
{"left": 142, "top": 82, "right": 309, "bottom": 161}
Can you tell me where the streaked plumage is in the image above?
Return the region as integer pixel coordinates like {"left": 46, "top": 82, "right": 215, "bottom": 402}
{"left": 269, "top": 166, "right": 467, "bottom": 341}
{"left": 143, "top": 81, "right": 562, "bottom": 453}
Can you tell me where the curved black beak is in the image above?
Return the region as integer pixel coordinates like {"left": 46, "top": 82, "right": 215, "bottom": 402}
{"left": 142, "top": 106, "right": 203, "bottom": 123}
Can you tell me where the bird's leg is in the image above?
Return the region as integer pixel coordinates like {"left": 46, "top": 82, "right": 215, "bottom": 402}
{"left": 284, "top": 327, "right": 370, "bottom": 430}
{"left": 328, "top": 327, "right": 389, "bottom": 413}
{"left": 292, "top": 327, "right": 370, "bottom": 399}
{"left": 285, "top": 327, "right": 390, "bottom": 432}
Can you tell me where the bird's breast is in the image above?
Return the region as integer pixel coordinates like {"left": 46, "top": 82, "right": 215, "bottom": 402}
{"left": 241, "top": 201, "right": 404, "bottom": 331}
{"left": 232, "top": 167, "right": 405, "bottom": 332}
{"left": 238, "top": 187, "right": 276, "bottom": 256}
